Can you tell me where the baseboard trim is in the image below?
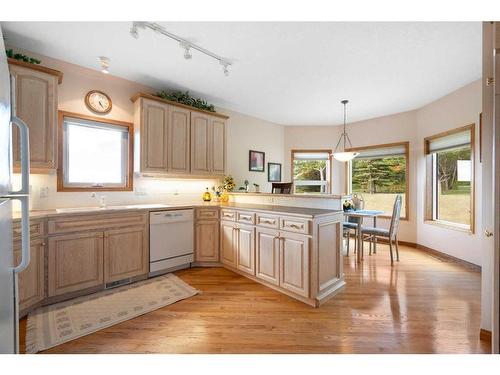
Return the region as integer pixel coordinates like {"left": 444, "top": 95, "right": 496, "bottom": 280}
{"left": 346, "top": 234, "right": 480, "bottom": 272}
{"left": 480, "top": 328, "right": 492, "bottom": 341}
{"left": 415, "top": 244, "right": 481, "bottom": 272}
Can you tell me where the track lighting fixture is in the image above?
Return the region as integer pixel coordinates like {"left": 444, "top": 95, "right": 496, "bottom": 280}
{"left": 130, "top": 22, "right": 232, "bottom": 76}
{"left": 99, "top": 56, "right": 110, "bottom": 74}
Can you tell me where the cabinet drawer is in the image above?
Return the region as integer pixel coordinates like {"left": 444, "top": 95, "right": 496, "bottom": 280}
{"left": 48, "top": 212, "right": 147, "bottom": 235}
{"left": 196, "top": 208, "right": 219, "bottom": 220}
{"left": 280, "top": 217, "right": 310, "bottom": 234}
{"left": 236, "top": 211, "right": 255, "bottom": 225}
{"left": 220, "top": 209, "right": 236, "bottom": 221}
{"left": 255, "top": 213, "right": 279, "bottom": 229}
{"left": 13, "top": 220, "right": 44, "bottom": 241}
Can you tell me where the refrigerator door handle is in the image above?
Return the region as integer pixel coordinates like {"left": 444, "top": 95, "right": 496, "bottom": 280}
{"left": 9, "top": 116, "right": 30, "bottom": 195}
{"left": 11, "top": 195, "right": 30, "bottom": 274}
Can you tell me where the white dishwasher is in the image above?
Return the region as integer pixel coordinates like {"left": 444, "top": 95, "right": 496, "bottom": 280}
{"left": 149, "top": 209, "right": 194, "bottom": 275}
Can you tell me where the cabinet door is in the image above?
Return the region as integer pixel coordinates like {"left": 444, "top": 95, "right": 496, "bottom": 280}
{"left": 195, "top": 220, "right": 219, "bottom": 262}
{"left": 190, "top": 112, "right": 211, "bottom": 174}
{"left": 168, "top": 106, "right": 191, "bottom": 174}
{"left": 48, "top": 231, "right": 104, "bottom": 297}
{"left": 104, "top": 226, "right": 148, "bottom": 283}
{"left": 255, "top": 227, "right": 280, "bottom": 285}
{"left": 236, "top": 224, "right": 255, "bottom": 275}
{"left": 14, "top": 239, "right": 45, "bottom": 311}
{"left": 141, "top": 98, "right": 168, "bottom": 173}
{"left": 211, "top": 117, "right": 226, "bottom": 175}
{"left": 220, "top": 221, "right": 237, "bottom": 267}
{"left": 279, "top": 232, "right": 309, "bottom": 298}
{"left": 10, "top": 65, "right": 57, "bottom": 171}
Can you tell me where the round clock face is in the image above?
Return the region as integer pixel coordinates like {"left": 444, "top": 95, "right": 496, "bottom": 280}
{"left": 85, "top": 90, "right": 112, "bottom": 114}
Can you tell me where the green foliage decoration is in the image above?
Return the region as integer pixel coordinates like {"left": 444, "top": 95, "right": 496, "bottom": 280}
{"left": 352, "top": 157, "right": 406, "bottom": 194}
{"left": 156, "top": 90, "right": 215, "bottom": 112}
{"left": 5, "top": 49, "right": 41, "bottom": 65}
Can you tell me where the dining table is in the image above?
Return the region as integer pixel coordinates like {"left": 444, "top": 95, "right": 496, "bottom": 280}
{"left": 343, "top": 209, "right": 385, "bottom": 263}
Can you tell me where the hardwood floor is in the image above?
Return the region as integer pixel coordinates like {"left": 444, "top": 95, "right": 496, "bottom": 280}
{"left": 19, "top": 243, "right": 491, "bottom": 354}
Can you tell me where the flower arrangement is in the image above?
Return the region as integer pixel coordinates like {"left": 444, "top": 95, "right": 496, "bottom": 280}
{"left": 223, "top": 175, "right": 235, "bottom": 192}
{"left": 343, "top": 199, "right": 354, "bottom": 212}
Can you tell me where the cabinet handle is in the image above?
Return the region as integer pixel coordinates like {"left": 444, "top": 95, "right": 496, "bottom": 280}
{"left": 262, "top": 219, "right": 275, "bottom": 224}
{"left": 289, "top": 223, "right": 303, "bottom": 229}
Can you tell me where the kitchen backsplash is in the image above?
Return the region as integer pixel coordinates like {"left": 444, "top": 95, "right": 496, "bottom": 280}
{"left": 11, "top": 173, "right": 221, "bottom": 211}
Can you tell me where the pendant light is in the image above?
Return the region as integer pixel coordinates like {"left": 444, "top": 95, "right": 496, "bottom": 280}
{"left": 332, "top": 99, "right": 359, "bottom": 162}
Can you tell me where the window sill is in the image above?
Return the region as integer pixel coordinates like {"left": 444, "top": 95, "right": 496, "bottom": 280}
{"left": 424, "top": 220, "right": 473, "bottom": 234}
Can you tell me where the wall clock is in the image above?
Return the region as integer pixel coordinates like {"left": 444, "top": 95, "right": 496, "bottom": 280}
{"left": 85, "top": 90, "right": 112, "bottom": 114}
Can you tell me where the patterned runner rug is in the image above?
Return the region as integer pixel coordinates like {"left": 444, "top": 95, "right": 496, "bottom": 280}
{"left": 25, "top": 273, "right": 199, "bottom": 353}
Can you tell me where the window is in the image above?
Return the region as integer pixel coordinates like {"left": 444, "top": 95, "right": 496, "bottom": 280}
{"left": 424, "top": 124, "right": 475, "bottom": 231}
{"left": 347, "top": 142, "right": 409, "bottom": 218}
{"left": 291, "top": 150, "right": 331, "bottom": 194}
{"left": 58, "top": 112, "right": 133, "bottom": 191}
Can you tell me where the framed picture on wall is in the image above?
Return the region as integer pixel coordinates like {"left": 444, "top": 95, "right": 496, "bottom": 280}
{"left": 249, "top": 150, "right": 265, "bottom": 172}
{"left": 268, "top": 162, "right": 282, "bottom": 182}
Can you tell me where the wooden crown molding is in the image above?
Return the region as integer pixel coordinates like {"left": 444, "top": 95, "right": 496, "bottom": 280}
{"left": 8, "top": 58, "right": 64, "bottom": 84}
{"left": 130, "top": 92, "right": 230, "bottom": 120}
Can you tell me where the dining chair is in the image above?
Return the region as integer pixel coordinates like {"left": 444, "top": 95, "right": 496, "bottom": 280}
{"left": 272, "top": 182, "right": 293, "bottom": 194}
{"left": 361, "top": 194, "right": 402, "bottom": 265}
{"left": 343, "top": 216, "right": 360, "bottom": 256}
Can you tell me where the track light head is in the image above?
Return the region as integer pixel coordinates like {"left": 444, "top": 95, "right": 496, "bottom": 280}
{"left": 99, "top": 56, "right": 110, "bottom": 74}
{"left": 220, "top": 61, "right": 230, "bottom": 77}
{"left": 183, "top": 46, "right": 192, "bottom": 60}
{"left": 130, "top": 24, "right": 139, "bottom": 39}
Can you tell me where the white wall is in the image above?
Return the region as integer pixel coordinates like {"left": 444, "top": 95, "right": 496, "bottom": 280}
{"left": 9, "top": 47, "right": 284, "bottom": 209}
{"left": 416, "top": 80, "right": 482, "bottom": 266}
{"left": 284, "top": 111, "right": 419, "bottom": 244}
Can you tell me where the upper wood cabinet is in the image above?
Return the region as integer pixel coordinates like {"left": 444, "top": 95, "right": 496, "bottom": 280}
{"left": 132, "top": 93, "right": 228, "bottom": 177}
{"left": 137, "top": 98, "right": 169, "bottom": 173}
{"left": 190, "top": 112, "right": 211, "bottom": 174}
{"left": 168, "top": 106, "right": 191, "bottom": 174}
{"left": 9, "top": 60, "right": 62, "bottom": 173}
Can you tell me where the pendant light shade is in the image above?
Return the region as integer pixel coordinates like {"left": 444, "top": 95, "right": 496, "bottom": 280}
{"left": 332, "top": 100, "right": 359, "bottom": 162}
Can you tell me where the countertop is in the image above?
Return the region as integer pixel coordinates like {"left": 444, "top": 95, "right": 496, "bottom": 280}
{"left": 12, "top": 202, "right": 342, "bottom": 221}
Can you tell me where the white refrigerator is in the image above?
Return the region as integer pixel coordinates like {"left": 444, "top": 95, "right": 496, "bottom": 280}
{"left": 0, "top": 25, "right": 31, "bottom": 354}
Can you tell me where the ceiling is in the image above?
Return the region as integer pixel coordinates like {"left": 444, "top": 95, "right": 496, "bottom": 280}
{"left": 1, "top": 22, "right": 481, "bottom": 126}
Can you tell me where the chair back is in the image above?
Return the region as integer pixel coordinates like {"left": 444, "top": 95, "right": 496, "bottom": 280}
{"left": 389, "top": 194, "right": 402, "bottom": 239}
{"left": 272, "top": 182, "right": 292, "bottom": 194}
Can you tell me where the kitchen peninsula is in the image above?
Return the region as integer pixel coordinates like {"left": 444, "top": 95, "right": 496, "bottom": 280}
{"left": 12, "top": 202, "right": 344, "bottom": 318}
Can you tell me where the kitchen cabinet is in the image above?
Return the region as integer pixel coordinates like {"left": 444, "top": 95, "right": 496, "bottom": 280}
{"left": 195, "top": 220, "right": 220, "bottom": 262}
{"left": 104, "top": 226, "right": 148, "bottom": 283}
{"left": 190, "top": 112, "right": 211, "bottom": 174}
{"left": 132, "top": 93, "right": 228, "bottom": 177}
{"left": 139, "top": 98, "right": 169, "bottom": 173}
{"left": 48, "top": 231, "right": 104, "bottom": 297}
{"left": 220, "top": 221, "right": 237, "bottom": 267}
{"left": 255, "top": 227, "right": 280, "bottom": 286}
{"left": 279, "top": 231, "right": 310, "bottom": 298}
{"left": 14, "top": 239, "right": 45, "bottom": 312}
{"left": 168, "top": 105, "right": 191, "bottom": 174}
{"left": 236, "top": 223, "right": 255, "bottom": 275}
{"left": 9, "top": 60, "right": 61, "bottom": 172}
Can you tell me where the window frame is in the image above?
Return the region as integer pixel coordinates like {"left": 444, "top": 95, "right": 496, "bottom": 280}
{"left": 424, "top": 123, "right": 475, "bottom": 233}
{"left": 57, "top": 111, "right": 134, "bottom": 192}
{"left": 345, "top": 141, "right": 410, "bottom": 220}
{"left": 290, "top": 149, "right": 332, "bottom": 195}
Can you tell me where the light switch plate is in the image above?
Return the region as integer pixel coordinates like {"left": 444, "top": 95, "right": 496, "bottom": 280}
{"left": 39, "top": 186, "right": 49, "bottom": 198}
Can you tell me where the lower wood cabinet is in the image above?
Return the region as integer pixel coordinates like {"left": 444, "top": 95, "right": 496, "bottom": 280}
{"left": 48, "top": 231, "right": 104, "bottom": 297}
{"left": 255, "top": 227, "right": 280, "bottom": 286}
{"left": 236, "top": 224, "right": 255, "bottom": 275}
{"left": 195, "top": 220, "right": 219, "bottom": 262}
{"left": 220, "top": 221, "right": 237, "bottom": 267}
{"left": 104, "top": 226, "right": 148, "bottom": 283}
{"left": 279, "top": 231, "right": 310, "bottom": 298}
{"left": 14, "top": 239, "right": 45, "bottom": 311}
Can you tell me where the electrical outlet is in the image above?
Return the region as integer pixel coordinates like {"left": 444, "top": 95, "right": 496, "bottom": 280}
{"left": 135, "top": 187, "right": 147, "bottom": 196}
{"left": 39, "top": 186, "right": 49, "bottom": 198}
